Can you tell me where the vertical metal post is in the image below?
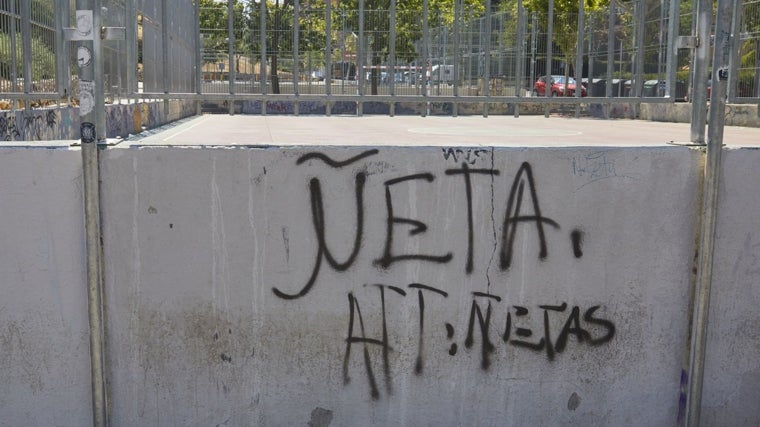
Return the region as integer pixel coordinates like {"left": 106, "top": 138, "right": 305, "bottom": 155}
{"left": 453, "top": 0, "right": 461, "bottom": 116}
{"left": 605, "top": 0, "right": 615, "bottom": 118}
{"left": 634, "top": 0, "right": 645, "bottom": 97}
{"left": 358, "top": 0, "right": 365, "bottom": 115}
{"left": 9, "top": 0, "right": 18, "bottom": 97}
{"left": 530, "top": 12, "right": 537, "bottom": 97}
{"left": 259, "top": 0, "right": 267, "bottom": 98}
{"left": 227, "top": 0, "right": 235, "bottom": 114}
{"left": 293, "top": 0, "right": 300, "bottom": 115}
{"left": 56, "top": 0, "right": 70, "bottom": 97}
{"left": 422, "top": 0, "right": 429, "bottom": 114}
{"left": 75, "top": 0, "right": 107, "bottom": 425}
{"left": 545, "top": 0, "right": 554, "bottom": 117}
{"left": 666, "top": 0, "right": 681, "bottom": 100}
{"left": 195, "top": 0, "right": 202, "bottom": 114}
{"left": 21, "top": 0, "right": 32, "bottom": 106}
{"left": 389, "top": 0, "right": 396, "bottom": 116}
{"left": 574, "top": 0, "right": 585, "bottom": 117}
{"left": 690, "top": 0, "right": 711, "bottom": 143}
{"left": 483, "top": 0, "right": 491, "bottom": 117}
{"left": 686, "top": 1, "right": 733, "bottom": 425}
{"left": 727, "top": 0, "right": 742, "bottom": 102}
{"left": 325, "top": 0, "right": 332, "bottom": 104}
{"left": 515, "top": 0, "right": 526, "bottom": 117}
{"left": 127, "top": 0, "right": 138, "bottom": 96}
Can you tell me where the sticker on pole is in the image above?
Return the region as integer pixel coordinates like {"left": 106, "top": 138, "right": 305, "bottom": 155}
{"left": 81, "top": 122, "right": 96, "bottom": 144}
{"left": 76, "top": 10, "right": 94, "bottom": 39}
{"left": 79, "top": 80, "right": 95, "bottom": 116}
{"left": 77, "top": 46, "right": 92, "bottom": 68}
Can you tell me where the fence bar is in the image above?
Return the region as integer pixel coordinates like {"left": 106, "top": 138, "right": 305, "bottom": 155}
{"left": 56, "top": 0, "right": 68, "bottom": 97}
{"left": 483, "top": 0, "right": 491, "bottom": 117}
{"left": 422, "top": 0, "right": 429, "bottom": 115}
{"left": 691, "top": 0, "right": 712, "bottom": 142}
{"left": 687, "top": 0, "right": 734, "bottom": 425}
{"left": 126, "top": 0, "right": 137, "bottom": 96}
{"left": 74, "top": 0, "right": 108, "bottom": 425}
{"left": 666, "top": 0, "right": 680, "bottom": 100}
{"left": 515, "top": 0, "right": 526, "bottom": 117}
{"left": 227, "top": 0, "right": 235, "bottom": 114}
{"left": 259, "top": 0, "right": 266, "bottom": 99}
{"left": 358, "top": 0, "right": 365, "bottom": 115}
{"left": 545, "top": 0, "right": 554, "bottom": 118}
{"left": 574, "top": 0, "right": 585, "bottom": 118}
{"left": 453, "top": 0, "right": 461, "bottom": 117}
{"left": 21, "top": 0, "right": 31, "bottom": 103}
{"left": 293, "top": 0, "right": 299, "bottom": 107}
{"left": 194, "top": 0, "right": 201, "bottom": 114}
{"left": 325, "top": 0, "right": 332, "bottom": 103}
{"left": 727, "top": 0, "right": 742, "bottom": 101}
{"left": 389, "top": 0, "right": 396, "bottom": 116}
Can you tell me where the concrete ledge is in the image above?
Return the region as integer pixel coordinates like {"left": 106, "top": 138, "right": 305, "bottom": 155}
{"left": 637, "top": 102, "right": 760, "bottom": 127}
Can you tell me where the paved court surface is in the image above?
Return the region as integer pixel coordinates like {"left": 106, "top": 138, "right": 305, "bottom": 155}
{"left": 123, "top": 114, "right": 760, "bottom": 148}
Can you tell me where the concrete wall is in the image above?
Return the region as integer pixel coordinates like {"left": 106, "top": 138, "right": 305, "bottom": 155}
{"left": 0, "top": 144, "right": 758, "bottom": 426}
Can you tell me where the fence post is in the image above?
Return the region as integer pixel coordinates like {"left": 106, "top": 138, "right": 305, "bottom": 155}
{"left": 686, "top": 0, "right": 734, "bottom": 424}
{"left": 690, "top": 0, "right": 711, "bottom": 143}
{"left": 70, "top": 0, "right": 108, "bottom": 425}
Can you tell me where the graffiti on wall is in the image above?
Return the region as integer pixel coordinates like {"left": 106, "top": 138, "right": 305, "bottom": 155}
{"left": 272, "top": 148, "right": 616, "bottom": 399}
{"left": 0, "top": 110, "right": 58, "bottom": 141}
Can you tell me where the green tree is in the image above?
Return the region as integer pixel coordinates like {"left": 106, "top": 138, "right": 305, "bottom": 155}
{"left": 199, "top": 0, "right": 250, "bottom": 74}
{"left": 522, "top": 0, "right": 609, "bottom": 78}
{"left": 0, "top": 33, "right": 56, "bottom": 82}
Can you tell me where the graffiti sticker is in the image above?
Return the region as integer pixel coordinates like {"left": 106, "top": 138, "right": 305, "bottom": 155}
{"left": 79, "top": 80, "right": 95, "bottom": 116}
{"left": 80, "top": 122, "right": 96, "bottom": 143}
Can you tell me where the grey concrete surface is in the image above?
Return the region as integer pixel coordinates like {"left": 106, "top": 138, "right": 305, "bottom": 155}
{"left": 123, "top": 114, "right": 760, "bottom": 148}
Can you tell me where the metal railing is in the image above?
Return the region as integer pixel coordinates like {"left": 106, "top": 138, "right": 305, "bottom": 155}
{"left": 1, "top": 0, "right": 759, "bottom": 114}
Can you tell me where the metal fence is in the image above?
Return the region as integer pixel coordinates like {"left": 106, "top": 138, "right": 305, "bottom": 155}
{"left": 1, "top": 0, "right": 759, "bottom": 114}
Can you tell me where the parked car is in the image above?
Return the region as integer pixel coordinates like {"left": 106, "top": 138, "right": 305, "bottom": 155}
{"left": 532, "top": 75, "right": 587, "bottom": 97}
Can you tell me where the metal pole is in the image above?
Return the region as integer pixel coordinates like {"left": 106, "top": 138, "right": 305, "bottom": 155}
{"left": 227, "top": 0, "right": 235, "bottom": 114}
{"left": 293, "top": 0, "right": 300, "bottom": 103}
{"left": 606, "top": 0, "right": 615, "bottom": 118}
{"left": 56, "top": 0, "right": 70, "bottom": 98}
{"left": 195, "top": 0, "right": 202, "bottom": 114}
{"left": 422, "top": 0, "right": 429, "bottom": 114}
{"left": 686, "top": 1, "right": 733, "bottom": 425}
{"left": 9, "top": 0, "right": 18, "bottom": 98}
{"left": 575, "top": 0, "right": 585, "bottom": 117}
{"left": 260, "top": 0, "right": 267, "bottom": 97}
{"left": 453, "top": 0, "right": 461, "bottom": 116}
{"left": 75, "top": 0, "right": 107, "bottom": 425}
{"left": 358, "top": 0, "right": 365, "bottom": 115}
{"left": 690, "top": 0, "right": 711, "bottom": 143}
{"left": 389, "top": 0, "right": 396, "bottom": 115}
{"left": 515, "top": 0, "right": 526, "bottom": 117}
{"left": 21, "top": 0, "right": 32, "bottom": 107}
{"left": 666, "top": 0, "right": 681, "bottom": 100}
{"left": 483, "top": 0, "right": 492, "bottom": 117}
{"left": 325, "top": 0, "right": 332, "bottom": 101}
{"left": 727, "top": 0, "right": 742, "bottom": 102}
{"left": 545, "top": 0, "right": 554, "bottom": 118}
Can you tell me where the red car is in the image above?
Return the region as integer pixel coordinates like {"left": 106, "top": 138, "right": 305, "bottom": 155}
{"left": 533, "top": 75, "right": 587, "bottom": 97}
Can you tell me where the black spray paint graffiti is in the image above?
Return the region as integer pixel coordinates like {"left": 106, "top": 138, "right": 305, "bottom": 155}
{"left": 273, "top": 149, "right": 615, "bottom": 400}
{"left": 0, "top": 110, "right": 58, "bottom": 141}
{"left": 343, "top": 284, "right": 615, "bottom": 399}
{"left": 272, "top": 150, "right": 583, "bottom": 299}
